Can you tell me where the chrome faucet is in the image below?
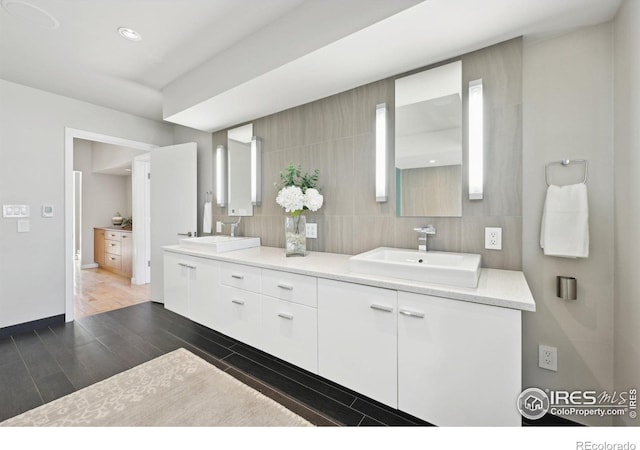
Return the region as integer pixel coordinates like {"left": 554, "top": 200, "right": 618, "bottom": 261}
{"left": 413, "top": 225, "right": 436, "bottom": 252}
{"left": 219, "top": 217, "right": 242, "bottom": 237}
{"left": 229, "top": 217, "right": 242, "bottom": 237}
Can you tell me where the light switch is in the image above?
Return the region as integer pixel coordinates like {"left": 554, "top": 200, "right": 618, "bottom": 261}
{"left": 17, "top": 219, "right": 30, "bottom": 233}
{"left": 42, "top": 205, "right": 54, "bottom": 217}
{"left": 3, "top": 204, "right": 30, "bottom": 218}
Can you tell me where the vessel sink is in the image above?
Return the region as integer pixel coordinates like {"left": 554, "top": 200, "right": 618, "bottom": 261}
{"left": 179, "top": 235, "right": 261, "bottom": 253}
{"left": 349, "top": 247, "right": 481, "bottom": 288}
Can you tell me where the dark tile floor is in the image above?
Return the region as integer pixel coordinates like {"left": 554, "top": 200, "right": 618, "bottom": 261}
{"left": 0, "top": 301, "right": 576, "bottom": 426}
{"left": 0, "top": 302, "right": 430, "bottom": 426}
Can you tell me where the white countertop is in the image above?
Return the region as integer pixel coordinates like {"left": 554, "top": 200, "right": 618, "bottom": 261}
{"left": 163, "top": 245, "right": 536, "bottom": 312}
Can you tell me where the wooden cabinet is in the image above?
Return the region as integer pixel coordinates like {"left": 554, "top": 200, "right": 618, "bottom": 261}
{"left": 318, "top": 279, "right": 398, "bottom": 408}
{"left": 120, "top": 232, "right": 133, "bottom": 276}
{"left": 93, "top": 228, "right": 105, "bottom": 267}
{"left": 94, "top": 227, "right": 133, "bottom": 278}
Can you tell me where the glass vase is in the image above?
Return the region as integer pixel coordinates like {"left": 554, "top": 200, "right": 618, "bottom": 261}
{"left": 285, "top": 214, "right": 306, "bottom": 257}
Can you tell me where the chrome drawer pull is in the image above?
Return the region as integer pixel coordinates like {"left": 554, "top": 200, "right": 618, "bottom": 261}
{"left": 370, "top": 304, "right": 393, "bottom": 313}
{"left": 277, "top": 283, "right": 293, "bottom": 291}
{"left": 277, "top": 313, "right": 294, "bottom": 320}
{"left": 110, "top": 243, "right": 117, "bottom": 246}
{"left": 231, "top": 274, "right": 244, "bottom": 280}
{"left": 399, "top": 309, "right": 425, "bottom": 319}
{"left": 178, "top": 263, "right": 196, "bottom": 269}
{"left": 231, "top": 299, "right": 245, "bottom": 305}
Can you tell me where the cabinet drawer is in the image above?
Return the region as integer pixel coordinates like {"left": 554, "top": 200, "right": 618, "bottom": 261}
{"left": 105, "top": 231, "right": 122, "bottom": 241}
{"left": 261, "top": 269, "right": 317, "bottom": 307}
{"left": 261, "top": 296, "right": 318, "bottom": 374}
{"left": 220, "top": 262, "right": 261, "bottom": 293}
{"left": 215, "top": 285, "right": 262, "bottom": 349}
{"left": 105, "top": 239, "right": 121, "bottom": 255}
{"left": 104, "top": 254, "right": 121, "bottom": 270}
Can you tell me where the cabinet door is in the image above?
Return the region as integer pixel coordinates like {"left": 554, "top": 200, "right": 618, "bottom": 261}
{"left": 120, "top": 233, "right": 133, "bottom": 277}
{"left": 163, "top": 252, "right": 190, "bottom": 317}
{"left": 261, "top": 295, "right": 318, "bottom": 374}
{"left": 215, "top": 285, "right": 261, "bottom": 348}
{"left": 94, "top": 229, "right": 105, "bottom": 266}
{"left": 318, "top": 279, "right": 398, "bottom": 408}
{"left": 189, "top": 258, "right": 219, "bottom": 330}
{"left": 398, "top": 292, "right": 521, "bottom": 426}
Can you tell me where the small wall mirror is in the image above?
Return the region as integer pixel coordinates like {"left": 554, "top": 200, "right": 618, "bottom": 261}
{"left": 227, "top": 123, "right": 253, "bottom": 216}
{"left": 395, "top": 60, "right": 462, "bottom": 217}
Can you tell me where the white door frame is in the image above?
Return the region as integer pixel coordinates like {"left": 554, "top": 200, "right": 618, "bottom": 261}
{"left": 64, "top": 128, "right": 157, "bottom": 322}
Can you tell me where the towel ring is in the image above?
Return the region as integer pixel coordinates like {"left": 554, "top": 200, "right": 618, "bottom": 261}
{"left": 545, "top": 159, "right": 588, "bottom": 186}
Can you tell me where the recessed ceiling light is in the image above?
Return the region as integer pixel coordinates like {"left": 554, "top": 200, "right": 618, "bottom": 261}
{"left": 429, "top": 159, "right": 436, "bottom": 164}
{"left": 118, "top": 27, "right": 141, "bottom": 42}
{"left": 124, "top": 168, "right": 132, "bottom": 172}
{"left": 1, "top": 0, "right": 59, "bottom": 29}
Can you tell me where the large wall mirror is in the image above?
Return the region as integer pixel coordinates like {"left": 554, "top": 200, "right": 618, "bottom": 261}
{"left": 227, "top": 123, "right": 253, "bottom": 216}
{"left": 395, "top": 60, "right": 462, "bottom": 217}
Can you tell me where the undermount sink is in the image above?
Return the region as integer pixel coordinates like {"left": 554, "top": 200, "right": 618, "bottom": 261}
{"left": 349, "top": 247, "right": 481, "bottom": 288}
{"left": 179, "top": 235, "right": 261, "bottom": 253}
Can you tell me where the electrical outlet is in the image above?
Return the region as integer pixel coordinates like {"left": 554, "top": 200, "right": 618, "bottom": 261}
{"left": 305, "top": 223, "right": 317, "bottom": 239}
{"left": 539, "top": 345, "right": 558, "bottom": 371}
{"left": 216, "top": 221, "right": 223, "bottom": 233}
{"left": 485, "top": 227, "right": 502, "bottom": 250}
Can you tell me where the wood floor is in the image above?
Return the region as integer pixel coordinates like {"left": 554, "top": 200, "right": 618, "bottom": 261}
{"left": 74, "top": 263, "right": 150, "bottom": 319}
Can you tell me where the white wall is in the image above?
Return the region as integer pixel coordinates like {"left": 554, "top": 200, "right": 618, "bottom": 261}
{"left": 522, "top": 24, "right": 615, "bottom": 426}
{"left": 613, "top": 0, "right": 640, "bottom": 427}
{"left": 0, "top": 79, "right": 175, "bottom": 328}
{"left": 73, "top": 139, "right": 130, "bottom": 267}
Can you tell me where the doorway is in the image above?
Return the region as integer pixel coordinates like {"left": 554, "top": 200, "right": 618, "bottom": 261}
{"left": 65, "top": 128, "right": 157, "bottom": 322}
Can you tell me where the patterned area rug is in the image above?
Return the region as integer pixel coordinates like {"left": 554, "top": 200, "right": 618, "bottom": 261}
{"left": 0, "top": 348, "right": 312, "bottom": 427}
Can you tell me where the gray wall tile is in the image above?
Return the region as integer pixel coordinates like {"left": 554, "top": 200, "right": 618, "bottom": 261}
{"left": 212, "top": 37, "right": 523, "bottom": 269}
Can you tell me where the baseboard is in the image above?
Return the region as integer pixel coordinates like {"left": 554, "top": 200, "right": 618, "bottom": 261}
{"left": 0, "top": 314, "right": 65, "bottom": 338}
{"left": 81, "top": 263, "right": 99, "bottom": 269}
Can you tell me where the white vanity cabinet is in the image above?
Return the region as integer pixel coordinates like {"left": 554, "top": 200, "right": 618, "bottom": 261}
{"left": 216, "top": 263, "right": 262, "bottom": 348}
{"left": 163, "top": 246, "right": 533, "bottom": 427}
{"left": 260, "top": 269, "right": 318, "bottom": 373}
{"left": 163, "top": 252, "right": 219, "bottom": 329}
{"left": 397, "top": 291, "right": 521, "bottom": 426}
{"left": 318, "top": 279, "right": 398, "bottom": 408}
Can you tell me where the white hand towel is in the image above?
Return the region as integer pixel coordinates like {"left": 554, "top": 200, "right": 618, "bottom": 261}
{"left": 203, "top": 201, "right": 212, "bottom": 234}
{"left": 540, "top": 183, "right": 589, "bottom": 258}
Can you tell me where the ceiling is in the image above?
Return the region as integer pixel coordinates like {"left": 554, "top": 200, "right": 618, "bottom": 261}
{"left": 0, "top": 0, "right": 623, "bottom": 133}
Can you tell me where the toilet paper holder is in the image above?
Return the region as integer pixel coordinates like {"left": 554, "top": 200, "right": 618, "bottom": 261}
{"left": 556, "top": 276, "right": 577, "bottom": 301}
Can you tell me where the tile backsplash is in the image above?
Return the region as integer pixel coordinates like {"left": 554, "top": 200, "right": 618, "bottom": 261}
{"left": 211, "top": 37, "right": 523, "bottom": 270}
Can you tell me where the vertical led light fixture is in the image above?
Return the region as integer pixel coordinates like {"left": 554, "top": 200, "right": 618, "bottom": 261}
{"left": 468, "top": 78, "right": 484, "bottom": 200}
{"left": 216, "top": 144, "right": 227, "bottom": 207}
{"left": 375, "top": 102, "right": 388, "bottom": 202}
{"left": 250, "top": 136, "right": 262, "bottom": 206}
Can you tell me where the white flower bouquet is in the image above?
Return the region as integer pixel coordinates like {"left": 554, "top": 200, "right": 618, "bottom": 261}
{"left": 275, "top": 164, "right": 323, "bottom": 216}
{"left": 276, "top": 164, "right": 323, "bottom": 256}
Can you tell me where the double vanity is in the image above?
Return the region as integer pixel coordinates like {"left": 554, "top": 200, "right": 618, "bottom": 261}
{"left": 163, "top": 237, "right": 535, "bottom": 426}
